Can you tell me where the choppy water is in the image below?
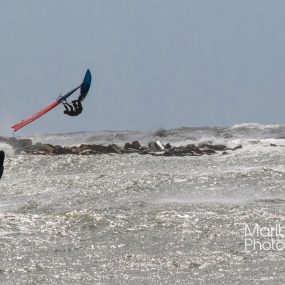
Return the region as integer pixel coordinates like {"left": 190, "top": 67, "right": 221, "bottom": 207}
{"left": 1, "top": 123, "right": 285, "bottom": 284}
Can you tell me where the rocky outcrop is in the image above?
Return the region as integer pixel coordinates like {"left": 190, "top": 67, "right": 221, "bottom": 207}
{"left": 0, "top": 137, "right": 243, "bottom": 157}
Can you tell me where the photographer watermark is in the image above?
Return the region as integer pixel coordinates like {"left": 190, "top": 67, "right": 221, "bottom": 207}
{"left": 242, "top": 222, "right": 285, "bottom": 251}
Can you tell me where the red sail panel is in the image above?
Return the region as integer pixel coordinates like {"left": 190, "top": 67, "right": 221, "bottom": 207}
{"left": 11, "top": 101, "right": 60, "bottom": 132}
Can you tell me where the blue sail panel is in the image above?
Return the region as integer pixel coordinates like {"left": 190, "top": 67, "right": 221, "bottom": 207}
{"left": 78, "top": 69, "right": 92, "bottom": 102}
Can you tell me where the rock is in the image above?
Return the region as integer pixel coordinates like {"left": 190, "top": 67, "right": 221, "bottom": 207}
{"left": 79, "top": 144, "right": 110, "bottom": 153}
{"left": 232, "top": 145, "right": 242, "bottom": 151}
{"left": 124, "top": 142, "right": 134, "bottom": 150}
{"left": 270, "top": 143, "right": 277, "bottom": 147}
{"left": 131, "top": 141, "right": 142, "bottom": 150}
{"left": 186, "top": 144, "right": 196, "bottom": 149}
{"left": 200, "top": 144, "right": 227, "bottom": 151}
{"left": 124, "top": 141, "right": 142, "bottom": 151}
{"left": 108, "top": 144, "right": 122, "bottom": 154}
{"left": 165, "top": 143, "right": 172, "bottom": 149}
{"left": 164, "top": 147, "right": 200, "bottom": 157}
{"left": 186, "top": 144, "right": 203, "bottom": 154}
{"left": 70, "top": 146, "right": 81, "bottom": 154}
{"left": 54, "top": 146, "right": 73, "bottom": 155}
{"left": 201, "top": 148, "right": 216, "bottom": 155}
{"left": 23, "top": 143, "right": 55, "bottom": 154}
{"left": 39, "top": 144, "right": 55, "bottom": 154}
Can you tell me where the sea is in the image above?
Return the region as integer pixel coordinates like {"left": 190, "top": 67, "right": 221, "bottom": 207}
{"left": 1, "top": 123, "right": 285, "bottom": 284}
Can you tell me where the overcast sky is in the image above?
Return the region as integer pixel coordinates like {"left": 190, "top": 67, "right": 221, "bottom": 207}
{"left": 1, "top": 0, "right": 285, "bottom": 136}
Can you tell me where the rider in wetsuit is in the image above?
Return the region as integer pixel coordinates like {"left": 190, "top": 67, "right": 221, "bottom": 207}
{"left": 63, "top": 100, "right": 83, "bottom": 116}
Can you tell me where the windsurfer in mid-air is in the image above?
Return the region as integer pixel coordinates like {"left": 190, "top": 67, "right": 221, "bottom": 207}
{"left": 62, "top": 73, "right": 90, "bottom": 116}
{"left": 63, "top": 99, "right": 83, "bottom": 116}
{"left": 11, "top": 69, "right": 91, "bottom": 132}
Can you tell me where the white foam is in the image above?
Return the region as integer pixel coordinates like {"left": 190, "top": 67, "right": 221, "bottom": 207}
{"left": 230, "top": 122, "right": 282, "bottom": 130}
{"left": 0, "top": 143, "right": 14, "bottom": 156}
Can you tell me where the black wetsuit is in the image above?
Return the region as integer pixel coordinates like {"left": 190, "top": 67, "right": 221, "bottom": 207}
{"left": 63, "top": 100, "right": 83, "bottom": 116}
{"left": 0, "top": 150, "right": 4, "bottom": 180}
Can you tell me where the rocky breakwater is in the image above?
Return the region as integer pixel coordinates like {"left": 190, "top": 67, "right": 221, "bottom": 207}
{"left": 0, "top": 137, "right": 242, "bottom": 157}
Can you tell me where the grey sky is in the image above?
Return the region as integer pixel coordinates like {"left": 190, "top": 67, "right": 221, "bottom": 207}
{"left": 1, "top": 0, "right": 285, "bottom": 136}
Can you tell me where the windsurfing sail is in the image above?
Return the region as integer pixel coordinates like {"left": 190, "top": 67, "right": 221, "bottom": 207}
{"left": 11, "top": 69, "right": 92, "bottom": 132}
{"left": 78, "top": 69, "right": 92, "bottom": 102}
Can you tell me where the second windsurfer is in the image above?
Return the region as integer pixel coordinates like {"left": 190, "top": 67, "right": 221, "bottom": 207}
{"left": 0, "top": 150, "right": 4, "bottom": 180}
